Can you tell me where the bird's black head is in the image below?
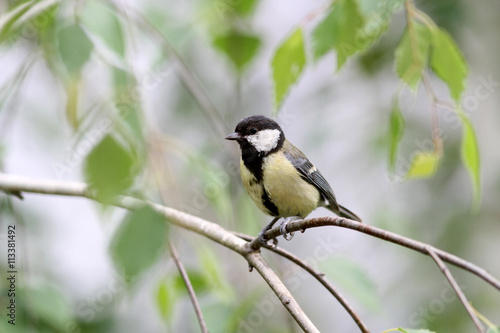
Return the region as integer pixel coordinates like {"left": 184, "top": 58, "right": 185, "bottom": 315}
{"left": 225, "top": 115, "right": 285, "bottom": 156}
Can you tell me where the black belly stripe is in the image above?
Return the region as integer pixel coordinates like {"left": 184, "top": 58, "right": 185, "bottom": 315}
{"left": 261, "top": 187, "right": 279, "bottom": 216}
{"left": 240, "top": 143, "right": 264, "bottom": 181}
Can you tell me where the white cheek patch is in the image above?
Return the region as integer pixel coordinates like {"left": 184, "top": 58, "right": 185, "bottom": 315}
{"left": 247, "top": 129, "right": 281, "bottom": 152}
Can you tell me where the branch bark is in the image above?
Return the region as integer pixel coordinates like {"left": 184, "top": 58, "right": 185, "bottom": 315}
{"left": 0, "top": 173, "right": 319, "bottom": 332}
{"left": 426, "top": 246, "right": 485, "bottom": 333}
{"left": 234, "top": 232, "right": 369, "bottom": 333}
{"left": 244, "top": 252, "right": 319, "bottom": 332}
{"left": 2, "top": 173, "right": 500, "bottom": 332}
{"left": 248, "top": 217, "right": 500, "bottom": 292}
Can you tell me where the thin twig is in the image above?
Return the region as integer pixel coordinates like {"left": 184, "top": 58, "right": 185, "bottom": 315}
{"left": 109, "top": 1, "right": 230, "bottom": 138}
{"left": 169, "top": 242, "right": 209, "bottom": 333}
{"left": 426, "top": 246, "right": 485, "bottom": 333}
{"left": 404, "top": 1, "right": 418, "bottom": 62}
{"left": 0, "top": 51, "right": 39, "bottom": 142}
{"left": 0, "top": 173, "right": 317, "bottom": 332}
{"left": 300, "top": 1, "right": 332, "bottom": 27}
{"left": 234, "top": 232, "right": 370, "bottom": 333}
{"left": 472, "top": 305, "right": 499, "bottom": 332}
{"left": 247, "top": 217, "right": 500, "bottom": 292}
{"left": 245, "top": 251, "right": 320, "bottom": 332}
{"left": 435, "top": 99, "right": 457, "bottom": 111}
{"left": 413, "top": 9, "right": 438, "bottom": 31}
{"left": 149, "top": 130, "right": 209, "bottom": 332}
{"left": 422, "top": 74, "right": 443, "bottom": 155}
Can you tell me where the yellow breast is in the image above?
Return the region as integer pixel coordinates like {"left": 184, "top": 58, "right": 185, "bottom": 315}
{"left": 240, "top": 153, "right": 320, "bottom": 218}
{"left": 240, "top": 158, "right": 269, "bottom": 214}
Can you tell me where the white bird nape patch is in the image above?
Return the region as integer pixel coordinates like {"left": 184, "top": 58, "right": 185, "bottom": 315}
{"left": 247, "top": 129, "right": 281, "bottom": 153}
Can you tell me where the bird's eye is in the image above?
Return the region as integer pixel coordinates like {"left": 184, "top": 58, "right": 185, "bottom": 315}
{"left": 249, "top": 128, "right": 258, "bottom": 134}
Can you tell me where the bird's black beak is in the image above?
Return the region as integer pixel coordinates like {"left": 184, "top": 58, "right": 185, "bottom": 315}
{"left": 224, "top": 132, "right": 242, "bottom": 141}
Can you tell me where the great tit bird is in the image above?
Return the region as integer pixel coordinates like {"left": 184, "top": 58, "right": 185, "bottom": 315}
{"left": 225, "top": 115, "right": 361, "bottom": 244}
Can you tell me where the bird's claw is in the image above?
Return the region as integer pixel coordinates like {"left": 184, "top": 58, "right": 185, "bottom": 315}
{"left": 258, "top": 216, "right": 298, "bottom": 245}
{"left": 272, "top": 238, "right": 278, "bottom": 248}
{"left": 258, "top": 217, "right": 280, "bottom": 246}
{"left": 257, "top": 231, "right": 279, "bottom": 248}
{"left": 258, "top": 230, "right": 270, "bottom": 245}
{"left": 258, "top": 231, "right": 279, "bottom": 248}
{"left": 280, "top": 217, "right": 295, "bottom": 241}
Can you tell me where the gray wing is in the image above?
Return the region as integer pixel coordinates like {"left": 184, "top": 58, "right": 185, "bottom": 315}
{"left": 282, "top": 141, "right": 340, "bottom": 213}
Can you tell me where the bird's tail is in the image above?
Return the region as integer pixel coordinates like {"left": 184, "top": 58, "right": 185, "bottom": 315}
{"left": 327, "top": 204, "right": 362, "bottom": 222}
{"left": 338, "top": 205, "right": 362, "bottom": 222}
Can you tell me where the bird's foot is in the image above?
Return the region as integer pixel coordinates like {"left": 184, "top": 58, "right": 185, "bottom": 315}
{"left": 258, "top": 229, "right": 279, "bottom": 248}
{"left": 280, "top": 216, "right": 299, "bottom": 241}
{"left": 258, "top": 217, "right": 280, "bottom": 246}
{"left": 257, "top": 229, "right": 270, "bottom": 245}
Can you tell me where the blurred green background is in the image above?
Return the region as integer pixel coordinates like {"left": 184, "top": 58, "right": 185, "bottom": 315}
{"left": 0, "top": 0, "right": 499, "bottom": 332}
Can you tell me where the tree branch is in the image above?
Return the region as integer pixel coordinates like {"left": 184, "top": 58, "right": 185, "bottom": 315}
{"left": 3, "top": 173, "right": 499, "bottom": 331}
{"left": 168, "top": 242, "right": 208, "bottom": 333}
{"left": 0, "top": 173, "right": 318, "bottom": 332}
{"left": 426, "top": 246, "right": 485, "bottom": 333}
{"left": 247, "top": 217, "right": 500, "bottom": 292}
{"left": 234, "top": 232, "right": 369, "bottom": 333}
{"left": 245, "top": 251, "right": 319, "bottom": 332}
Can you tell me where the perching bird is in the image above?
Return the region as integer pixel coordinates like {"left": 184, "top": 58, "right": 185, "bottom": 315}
{"left": 225, "top": 115, "right": 361, "bottom": 244}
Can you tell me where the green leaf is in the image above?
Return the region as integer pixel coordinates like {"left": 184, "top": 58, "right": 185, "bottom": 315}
{"left": 406, "top": 151, "right": 440, "bottom": 179}
{"left": 232, "top": 0, "right": 259, "bottom": 16}
{"left": 112, "top": 67, "right": 144, "bottom": 139}
{"left": 388, "top": 103, "right": 405, "bottom": 172}
{"left": 196, "top": 245, "right": 235, "bottom": 301}
{"left": 82, "top": 0, "right": 125, "bottom": 56}
{"left": 313, "top": 0, "right": 374, "bottom": 69}
{"left": 430, "top": 28, "right": 468, "bottom": 102}
{"left": 57, "top": 24, "right": 94, "bottom": 75}
{"left": 312, "top": 4, "right": 342, "bottom": 60}
{"left": 320, "top": 257, "right": 380, "bottom": 311}
{"left": 27, "top": 285, "right": 73, "bottom": 330}
{"left": 173, "top": 270, "right": 211, "bottom": 295}
{"left": 156, "top": 277, "right": 178, "bottom": 321}
{"left": 213, "top": 0, "right": 259, "bottom": 19}
{"left": 272, "top": 28, "right": 306, "bottom": 110}
{"left": 213, "top": 31, "right": 261, "bottom": 73}
{"left": 334, "top": 0, "right": 365, "bottom": 69}
{"left": 84, "top": 135, "right": 137, "bottom": 203}
{"left": 395, "top": 23, "right": 431, "bottom": 90}
{"left": 112, "top": 66, "right": 131, "bottom": 87}
{"left": 357, "top": 0, "right": 404, "bottom": 15}
{"left": 225, "top": 289, "right": 265, "bottom": 332}
{"left": 111, "top": 206, "right": 167, "bottom": 282}
{"left": 459, "top": 114, "right": 481, "bottom": 207}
